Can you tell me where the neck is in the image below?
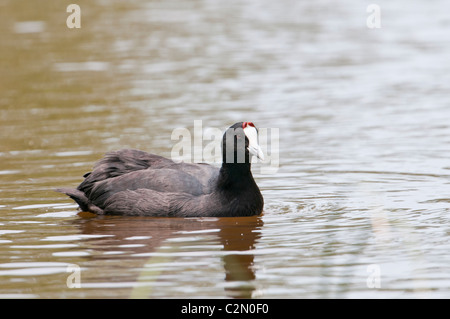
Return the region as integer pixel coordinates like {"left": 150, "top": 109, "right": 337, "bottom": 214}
{"left": 216, "top": 161, "right": 264, "bottom": 216}
{"left": 217, "top": 162, "right": 253, "bottom": 190}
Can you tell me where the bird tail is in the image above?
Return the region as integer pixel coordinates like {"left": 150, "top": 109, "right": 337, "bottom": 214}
{"left": 56, "top": 188, "right": 104, "bottom": 214}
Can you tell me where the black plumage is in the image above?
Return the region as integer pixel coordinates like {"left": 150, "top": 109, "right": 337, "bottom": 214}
{"left": 57, "top": 122, "right": 264, "bottom": 217}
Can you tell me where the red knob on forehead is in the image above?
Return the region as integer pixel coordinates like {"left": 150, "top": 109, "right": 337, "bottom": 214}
{"left": 242, "top": 122, "right": 255, "bottom": 128}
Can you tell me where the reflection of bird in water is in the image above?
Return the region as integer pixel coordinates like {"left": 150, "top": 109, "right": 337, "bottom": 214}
{"left": 76, "top": 214, "right": 264, "bottom": 298}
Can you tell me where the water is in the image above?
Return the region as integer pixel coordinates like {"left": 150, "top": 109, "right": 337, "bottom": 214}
{"left": 1, "top": 0, "right": 450, "bottom": 298}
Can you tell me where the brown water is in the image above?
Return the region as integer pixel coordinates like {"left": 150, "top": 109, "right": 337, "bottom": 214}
{"left": 1, "top": 0, "right": 450, "bottom": 298}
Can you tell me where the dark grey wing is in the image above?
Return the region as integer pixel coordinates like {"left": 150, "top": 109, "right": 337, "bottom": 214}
{"left": 88, "top": 167, "right": 213, "bottom": 208}
{"left": 75, "top": 148, "right": 221, "bottom": 212}
{"left": 173, "top": 162, "right": 220, "bottom": 193}
{"left": 102, "top": 189, "right": 217, "bottom": 217}
{"left": 102, "top": 189, "right": 176, "bottom": 216}
{"left": 78, "top": 149, "right": 174, "bottom": 197}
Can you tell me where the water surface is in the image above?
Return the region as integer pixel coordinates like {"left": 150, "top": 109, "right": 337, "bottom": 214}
{"left": 1, "top": 0, "right": 450, "bottom": 298}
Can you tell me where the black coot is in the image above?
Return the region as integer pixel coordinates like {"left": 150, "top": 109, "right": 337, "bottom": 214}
{"left": 57, "top": 122, "right": 264, "bottom": 217}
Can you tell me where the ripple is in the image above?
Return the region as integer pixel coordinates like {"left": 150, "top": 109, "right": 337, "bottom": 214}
{"left": 52, "top": 251, "right": 91, "bottom": 257}
{"left": 53, "top": 62, "right": 110, "bottom": 72}
{"left": 0, "top": 267, "right": 67, "bottom": 276}
{"left": 0, "top": 262, "right": 71, "bottom": 276}
{"left": 0, "top": 230, "right": 25, "bottom": 235}
{"left": 0, "top": 170, "right": 20, "bottom": 175}
{"left": 36, "top": 211, "right": 79, "bottom": 218}
{"left": 124, "top": 236, "right": 152, "bottom": 240}
{"left": 13, "top": 21, "right": 46, "bottom": 34}
{"left": 13, "top": 203, "right": 58, "bottom": 210}
{"left": 11, "top": 244, "right": 78, "bottom": 249}
{"left": 42, "top": 234, "right": 114, "bottom": 241}
{"left": 54, "top": 150, "right": 94, "bottom": 157}
{"left": 0, "top": 294, "right": 38, "bottom": 299}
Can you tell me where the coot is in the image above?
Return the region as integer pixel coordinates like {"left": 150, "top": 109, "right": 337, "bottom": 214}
{"left": 57, "top": 122, "right": 264, "bottom": 217}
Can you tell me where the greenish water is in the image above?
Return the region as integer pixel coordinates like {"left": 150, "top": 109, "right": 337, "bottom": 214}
{"left": 1, "top": 0, "right": 450, "bottom": 298}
